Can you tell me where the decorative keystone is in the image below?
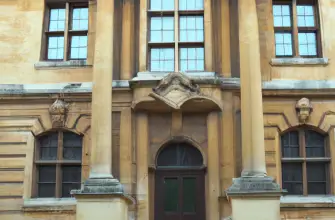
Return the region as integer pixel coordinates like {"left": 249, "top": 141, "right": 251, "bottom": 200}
{"left": 49, "top": 99, "right": 69, "bottom": 128}
{"left": 295, "top": 98, "right": 313, "bottom": 124}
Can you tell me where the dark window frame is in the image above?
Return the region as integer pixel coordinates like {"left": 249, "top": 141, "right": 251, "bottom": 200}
{"left": 273, "top": 0, "right": 322, "bottom": 58}
{"left": 41, "top": 1, "right": 89, "bottom": 61}
{"left": 281, "top": 127, "right": 330, "bottom": 196}
{"left": 33, "top": 130, "right": 83, "bottom": 198}
{"left": 147, "top": 0, "right": 205, "bottom": 72}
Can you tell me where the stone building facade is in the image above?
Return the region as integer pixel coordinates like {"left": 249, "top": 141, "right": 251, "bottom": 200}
{"left": 1, "top": 0, "right": 335, "bottom": 220}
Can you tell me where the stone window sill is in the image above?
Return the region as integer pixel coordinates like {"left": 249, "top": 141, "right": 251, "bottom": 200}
{"left": 34, "top": 60, "right": 92, "bottom": 70}
{"left": 22, "top": 198, "right": 76, "bottom": 212}
{"left": 280, "top": 195, "right": 335, "bottom": 208}
{"left": 270, "top": 58, "right": 329, "bottom": 66}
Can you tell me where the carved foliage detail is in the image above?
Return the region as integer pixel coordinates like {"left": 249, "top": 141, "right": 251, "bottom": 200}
{"left": 49, "top": 99, "right": 70, "bottom": 128}
{"left": 295, "top": 98, "right": 313, "bottom": 124}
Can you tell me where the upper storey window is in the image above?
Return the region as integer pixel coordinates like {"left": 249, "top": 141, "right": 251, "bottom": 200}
{"left": 42, "top": 2, "right": 88, "bottom": 61}
{"left": 148, "top": 0, "right": 205, "bottom": 72}
{"left": 273, "top": 0, "right": 321, "bottom": 57}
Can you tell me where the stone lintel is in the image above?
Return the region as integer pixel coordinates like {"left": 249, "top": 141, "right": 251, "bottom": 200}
{"left": 226, "top": 176, "right": 285, "bottom": 198}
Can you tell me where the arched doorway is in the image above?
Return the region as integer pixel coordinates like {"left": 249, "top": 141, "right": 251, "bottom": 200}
{"left": 154, "top": 142, "right": 206, "bottom": 220}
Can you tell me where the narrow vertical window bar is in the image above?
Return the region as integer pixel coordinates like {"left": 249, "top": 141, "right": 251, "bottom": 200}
{"left": 174, "top": 0, "right": 179, "bottom": 71}
{"left": 56, "top": 132, "right": 64, "bottom": 198}
{"left": 63, "top": 3, "right": 70, "bottom": 61}
{"left": 292, "top": 0, "right": 300, "bottom": 57}
{"left": 300, "top": 130, "right": 308, "bottom": 195}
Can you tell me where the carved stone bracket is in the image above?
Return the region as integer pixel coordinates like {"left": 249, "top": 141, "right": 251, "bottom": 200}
{"left": 149, "top": 72, "right": 220, "bottom": 110}
{"left": 295, "top": 98, "right": 313, "bottom": 124}
{"left": 49, "top": 99, "right": 69, "bottom": 128}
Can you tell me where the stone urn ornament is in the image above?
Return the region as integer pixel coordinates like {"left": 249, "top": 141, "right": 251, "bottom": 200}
{"left": 295, "top": 98, "right": 313, "bottom": 124}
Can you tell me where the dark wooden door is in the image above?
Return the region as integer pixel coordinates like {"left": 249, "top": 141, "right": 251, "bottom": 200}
{"left": 155, "top": 169, "right": 205, "bottom": 220}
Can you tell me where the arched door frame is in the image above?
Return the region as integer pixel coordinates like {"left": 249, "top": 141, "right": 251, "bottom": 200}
{"left": 154, "top": 140, "right": 206, "bottom": 220}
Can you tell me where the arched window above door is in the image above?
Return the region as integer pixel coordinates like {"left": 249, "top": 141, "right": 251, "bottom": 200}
{"left": 157, "top": 143, "right": 203, "bottom": 167}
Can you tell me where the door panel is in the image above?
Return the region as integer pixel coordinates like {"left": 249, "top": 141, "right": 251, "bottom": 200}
{"left": 155, "top": 170, "right": 205, "bottom": 220}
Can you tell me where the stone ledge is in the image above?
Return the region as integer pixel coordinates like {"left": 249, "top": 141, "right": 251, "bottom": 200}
{"left": 34, "top": 60, "right": 92, "bottom": 69}
{"left": 270, "top": 57, "right": 329, "bottom": 66}
{"left": 280, "top": 195, "right": 335, "bottom": 208}
{"left": 22, "top": 198, "right": 76, "bottom": 212}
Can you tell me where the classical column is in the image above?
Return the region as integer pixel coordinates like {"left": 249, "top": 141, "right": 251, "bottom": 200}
{"left": 121, "top": 0, "right": 135, "bottom": 80}
{"left": 72, "top": 1, "right": 131, "bottom": 219}
{"left": 226, "top": 1, "right": 283, "bottom": 219}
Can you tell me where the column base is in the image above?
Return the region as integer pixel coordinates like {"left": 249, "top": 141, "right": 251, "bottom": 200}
{"left": 72, "top": 176, "right": 134, "bottom": 220}
{"left": 226, "top": 176, "right": 286, "bottom": 220}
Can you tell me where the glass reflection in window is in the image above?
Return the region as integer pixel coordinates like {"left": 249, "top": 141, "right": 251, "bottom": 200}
{"left": 298, "top": 33, "right": 316, "bottom": 56}
{"left": 47, "top": 36, "right": 64, "bottom": 60}
{"left": 150, "top": 0, "right": 174, "bottom": 11}
{"left": 72, "top": 8, "right": 89, "bottom": 30}
{"left": 180, "top": 47, "right": 204, "bottom": 71}
{"left": 179, "top": 0, "right": 203, "bottom": 10}
{"left": 150, "top": 17, "right": 174, "bottom": 42}
{"left": 275, "top": 33, "right": 293, "bottom": 56}
{"left": 273, "top": 5, "right": 291, "bottom": 27}
{"left": 70, "top": 36, "right": 88, "bottom": 59}
{"left": 297, "top": 5, "right": 315, "bottom": 27}
{"left": 49, "top": 9, "right": 66, "bottom": 31}
{"left": 150, "top": 48, "right": 175, "bottom": 71}
{"left": 180, "top": 16, "right": 204, "bottom": 42}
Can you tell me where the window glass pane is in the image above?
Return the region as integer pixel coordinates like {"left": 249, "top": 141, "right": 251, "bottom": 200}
{"left": 307, "top": 163, "right": 327, "bottom": 194}
{"left": 183, "top": 177, "right": 196, "bottom": 212}
{"left": 150, "top": 48, "right": 174, "bottom": 71}
{"left": 151, "top": 0, "right": 174, "bottom": 10}
{"left": 272, "top": 5, "right": 291, "bottom": 27}
{"left": 305, "top": 130, "right": 324, "bottom": 157}
{"left": 179, "top": 16, "right": 204, "bottom": 42}
{"left": 47, "top": 36, "right": 64, "bottom": 60}
{"left": 157, "top": 144, "right": 203, "bottom": 167}
{"left": 150, "top": 17, "right": 174, "bottom": 42}
{"left": 281, "top": 131, "right": 299, "bottom": 157}
{"left": 72, "top": 7, "right": 89, "bottom": 30}
{"left": 297, "top": 5, "right": 315, "bottom": 27}
{"left": 63, "top": 132, "right": 83, "bottom": 160}
{"left": 39, "top": 133, "right": 58, "bottom": 160}
{"left": 282, "top": 163, "right": 303, "bottom": 195}
{"left": 38, "top": 165, "right": 56, "bottom": 197}
{"left": 164, "top": 178, "right": 179, "bottom": 212}
{"left": 70, "top": 35, "right": 88, "bottom": 59}
{"left": 49, "top": 9, "right": 65, "bottom": 31}
{"left": 38, "top": 183, "right": 56, "bottom": 198}
{"left": 62, "top": 166, "right": 82, "bottom": 197}
{"left": 180, "top": 47, "right": 204, "bottom": 72}
{"left": 298, "top": 32, "right": 317, "bottom": 56}
{"left": 275, "top": 33, "right": 293, "bottom": 56}
{"left": 179, "top": 0, "right": 203, "bottom": 10}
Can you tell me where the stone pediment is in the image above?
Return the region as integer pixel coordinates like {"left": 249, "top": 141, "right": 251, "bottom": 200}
{"left": 149, "top": 72, "right": 203, "bottom": 110}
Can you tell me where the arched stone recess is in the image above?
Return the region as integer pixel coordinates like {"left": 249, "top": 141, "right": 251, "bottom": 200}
{"left": 132, "top": 72, "right": 222, "bottom": 112}
{"left": 150, "top": 135, "right": 207, "bottom": 168}
{"left": 263, "top": 113, "right": 290, "bottom": 132}
{"left": 318, "top": 111, "right": 335, "bottom": 132}
{"left": 0, "top": 116, "right": 46, "bottom": 135}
